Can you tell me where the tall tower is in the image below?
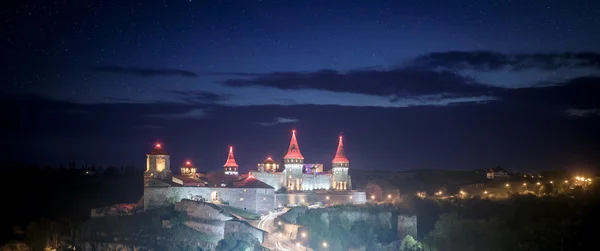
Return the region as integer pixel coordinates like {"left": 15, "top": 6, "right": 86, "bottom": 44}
{"left": 144, "top": 143, "right": 172, "bottom": 187}
{"left": 331, "top": 135, "right": 350, "bottom": 190}
{"left": 223, "top": 146, "right": 239, "bottom": 176}
{"left": 283, "top": 130, "right": 304, "bottom": 190}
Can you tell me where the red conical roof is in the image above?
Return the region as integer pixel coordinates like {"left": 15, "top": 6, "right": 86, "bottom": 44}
{"left": 284, "top": 130, "right": 304, "bottom": 159}
{"left": 148, "top": 143, "right": 168, "bottom": 155}
{"left": 332, "top": 136, "right": 349, "bottom": 163}
{"left": 223, "top": 146, "right": 239, "bottom": 167}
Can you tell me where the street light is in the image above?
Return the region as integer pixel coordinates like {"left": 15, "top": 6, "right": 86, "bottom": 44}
{"left": 322, "top": 241, "right": 328, "bottom": 248}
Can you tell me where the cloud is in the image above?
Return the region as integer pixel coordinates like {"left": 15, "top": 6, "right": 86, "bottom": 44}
{"left": 564, "top": 108, "right": 600, "bottom": 118}
{"left": 216, "top": 51, "right": 600, "bottom": 111}
{"left": 90, "top": 66, "right": 198, "bottom": 78}
{"left": 168, "top": 90, "right": 232, "bottom": 104}
{"left": 259, "top": 117, "right": 299, "bottom": 127}
{"left": 221, "top": 68, "right": 499, "bottom": 98}
{"left": 408, "top": 51, "right": 600, "bottom": 71}
{"left": 147, "top": 108, "right": 208, "bottom": 120}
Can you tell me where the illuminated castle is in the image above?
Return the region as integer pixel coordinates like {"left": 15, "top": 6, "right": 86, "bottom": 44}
{"left": 250, "top": 130, "right": 352, "bottom": 191}
{"left": 142, "top": 130, "right": 364, "bottom": 214}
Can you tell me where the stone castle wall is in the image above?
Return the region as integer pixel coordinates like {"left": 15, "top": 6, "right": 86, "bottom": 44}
{"left": 144, "top": 186, "right": 275, "bottom": 214}
{"left": 252, "top": 172, "right": 284, "bottom": 191}
{"left": 301, "top": 173, "right": 332, "bottom": 190}
{"left": 275, "top": 191, "right": 367, "bottom": 207}
{"left": 253, "top": 171, "right": 335, "bottom": 191}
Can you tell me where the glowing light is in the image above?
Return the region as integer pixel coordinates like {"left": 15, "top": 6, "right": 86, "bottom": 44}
{"left": 505, "top": 183, "right": 510, "bottom": 187}
{"left": 371, "top": 195, "right": 375, "bottom": 199}
{"left": 278, "top": 221, "right": 282, "bottom": 225}
{"left": 550, "top": 181, "right": 554, "bottom": 184}
{"left": 536, "top": 182, "right": 541, "bottom": 185}
{"left": 325, "top": 196, "right": 330, "bottom": 200}
{"left": 322, "top": 242, "right": 328, "bottom": 247}
{"left": 484, "top": 190, "right": 488, "bottom": 194}
{"left": 240, "top": 198, "right": 244, "bottom": 201}
{"left": 349, "top": 196, "right": 353, "bottom": 199}
{"left": 267, "top": 157, "right": 272, "bottom": 160}
{"left": 459, "top": 190, "right": 465, "bottom": 194}
{"left": 186, "top": 161, "right": 191, "bottom": 165}
{"left": 523, "top": 183, "right": 527, "bottom": 186}
{"left": 301, "top": 232, "right": 307, "bottom": 238}
{"left": 564, "top": 180, "right": 568, "bottom": 183}
{"left": 388, "top": 194, "right": 392, "bottom": 198}
{"left": 296, "top": 243, "right": 301, "bottom": 247}
{"left": 155, "top": 144, "right": 161, "bottom": 148}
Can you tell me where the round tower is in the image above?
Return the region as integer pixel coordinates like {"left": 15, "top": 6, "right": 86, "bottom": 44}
{"left": 283, "top": 130, "right": 304, "bottom": 190}
{"left": 181, "top": 160, "right": 197, "bottom": 176}
{"left": 223, "top": 146, "right": 239, "bottom": 176}
{"left": 331, "top": 135, "right": 350, "bottom": 190}
{"left": 257, "top": 157, "right": 279, "bottom": 172}
{"left": 144, "top": 143, "right": 172, "bottom": 187}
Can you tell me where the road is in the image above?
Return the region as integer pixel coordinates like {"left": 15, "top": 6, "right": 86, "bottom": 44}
{"left": 252, "top": 210, "right": 311, "bottom": 251}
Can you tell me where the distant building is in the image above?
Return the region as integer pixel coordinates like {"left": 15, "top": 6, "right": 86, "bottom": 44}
{"left": 486, "top": 167, "right": 509, "bottom": 180}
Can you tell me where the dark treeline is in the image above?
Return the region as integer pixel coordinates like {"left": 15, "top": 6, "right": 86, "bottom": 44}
{"left": 295, "top": 182, "right": 599, "bottom": 251}
{"left": 0, "top": 164, "right": 143, "bottom": 246}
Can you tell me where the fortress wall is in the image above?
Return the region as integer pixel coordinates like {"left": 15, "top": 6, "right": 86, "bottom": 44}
{"left": 144, "top": 186, "right": 275, "bottom": 214}
{"left": 254, "top": 188, "right": 276, "bottom": 214}
{"left": 275, "top": 191, "right": 366, "bottom": 207}
{"left": 216, "top": 188, "right": 257, "bottom": 212}
{"left": 301, "top": 174, "right": 332, "bottom": 190}
{"left": 252, "top": 172, "right": 283, "bottom": 191}
{"left": 144, "top": 186, "right": 211, "bottom": 210}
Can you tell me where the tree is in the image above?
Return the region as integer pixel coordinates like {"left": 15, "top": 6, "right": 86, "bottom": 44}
{"left": 399, "top": 235, "right": 428, "bottom": 251}
{"left": 215, "top": 232, "right": 260, "bottom": 251}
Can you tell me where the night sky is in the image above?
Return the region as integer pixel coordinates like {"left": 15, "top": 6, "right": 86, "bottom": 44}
{"left": 2, "top": 0, "right": 600, "bottom": 172}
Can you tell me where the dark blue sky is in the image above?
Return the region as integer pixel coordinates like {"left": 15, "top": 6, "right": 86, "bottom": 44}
{"left": 2, "top": 0, "right": 600, "bottom": 172}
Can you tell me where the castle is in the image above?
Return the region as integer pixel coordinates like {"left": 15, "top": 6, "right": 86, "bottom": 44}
{"left": 143, "top": 130, "right": 366, "bottom": 214}
{"left": 250, "top": 130, "right": 351, "bottom": 191}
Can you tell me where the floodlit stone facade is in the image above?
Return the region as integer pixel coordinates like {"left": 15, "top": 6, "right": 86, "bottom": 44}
{"left": 251, "top": 131, "right": 353, "bottom": 192}
{"left": 142, "top": 130, "right": 366, "bottom": 215}
{"left": 144, "top": 186, "right": 276, "bottom": 214}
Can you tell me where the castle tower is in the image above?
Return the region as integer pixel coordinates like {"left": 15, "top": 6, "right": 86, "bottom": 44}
{"left": 283, "top": 130, "right": 304, "bottom": 190}
{"left": 223, "top": 146, "right": 239, "bottom": 176}
{"left": 144, "top": 143, "right": 172, "bottom": 187}
{"left": 258, "top": 157, "right": 279, "bottom": 172}
{"left": 331, "top": 135, "right": 350, "bottom": 190}
{"left": 181, "top": 160, "right": 197, "bottom": 176}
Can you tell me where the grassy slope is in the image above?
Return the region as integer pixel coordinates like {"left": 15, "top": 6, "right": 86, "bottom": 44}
{"left": 219, "top": 205, "right": 261, "bottom": 220}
